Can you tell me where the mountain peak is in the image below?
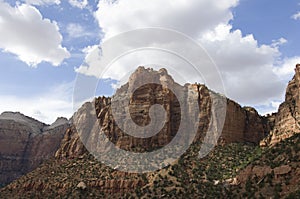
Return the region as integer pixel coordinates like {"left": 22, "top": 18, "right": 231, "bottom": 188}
{"left": 45, "top": 117, "right": 69, "bottom": 130}
{"left": 0, "top": 111, "right": 45, "bottom": 132}
{"left": 114, "top": 66, "right": 177, "bottom": 95}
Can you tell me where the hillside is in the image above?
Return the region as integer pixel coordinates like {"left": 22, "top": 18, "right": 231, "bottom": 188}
{"left": 0, "top": 132, "right": 299, "bottom": 198}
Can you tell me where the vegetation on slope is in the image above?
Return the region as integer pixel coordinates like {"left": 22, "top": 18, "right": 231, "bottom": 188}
{"left": 0, "top": 133, "right": 299, "bottom": 198}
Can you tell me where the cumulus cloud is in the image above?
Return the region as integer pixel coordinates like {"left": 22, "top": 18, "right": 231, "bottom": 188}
{"left": 292, "top": 12, "right": 300, "bottom": 20}
{"left": 24, "top": 0, "right": 61, "bottom": 6}
{"left": 76, "top": 0, "right": 299, "bottom": 113}
{"left": 0, "top": 82, "right": 74, "bottom": 124}
{"left": 0, "top": 2, "right": 70, "bottom": 67}
{"left": 96, "top": 0, "right": 238, "bottom": 39}
{"left": 68, "top": 0, "right": 88, "bottom": 9}
{"left": 199, "top": 24, "right": 286, "bottom": 104}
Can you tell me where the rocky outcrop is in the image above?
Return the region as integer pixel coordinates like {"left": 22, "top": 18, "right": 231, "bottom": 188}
{"left": 237, "top": 164, "right": 294, "bottom": 184}
{"left": 261, "top": 64, "right": 300, "bottom": 146}
{"left": 55, "top": 126, "right": 86, "bottom": 159}
{"left": 0, "top": 112, "right": 69, "bottom": 186}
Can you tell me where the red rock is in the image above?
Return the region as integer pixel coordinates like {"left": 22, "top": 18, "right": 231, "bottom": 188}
{"left": 261, "top": 64, "right": 300, "bottom": 146}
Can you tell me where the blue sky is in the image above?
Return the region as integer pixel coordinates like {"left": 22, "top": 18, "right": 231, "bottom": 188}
{"left": 0, "top": 0, "right": 299, "bottom": 123}
{"left": 232, "top": 0, "right": 300, "bottom": 57}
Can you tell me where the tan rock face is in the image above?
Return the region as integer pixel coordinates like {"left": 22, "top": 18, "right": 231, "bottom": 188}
{"left": 261, "top": 64, "right": 300, "bottom": 146}
{"left": 56, "top": 67, "right": 269, "bottom": 159}
{"left": 0, "top": 113, "right": 69, "bottom": 186}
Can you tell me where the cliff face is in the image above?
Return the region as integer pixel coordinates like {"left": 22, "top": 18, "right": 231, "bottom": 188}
{"left": 0, "top": 113, "right": 69, "bottom": 186}
{"left": 261, "top": 64, "right": 300, "bottom": 146}
{"left": 56, "top": 67, "right": 269, "bottom": 160}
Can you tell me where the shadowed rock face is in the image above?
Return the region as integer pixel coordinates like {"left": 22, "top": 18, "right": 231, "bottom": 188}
{"left": 261, "top": 64, "right": 300, "bottom": 146}
{"left": 56, "top": 67, "right": 269, "bottom": 160}
{"left": 0, "top": 113, "right": 69, "bottom": 186}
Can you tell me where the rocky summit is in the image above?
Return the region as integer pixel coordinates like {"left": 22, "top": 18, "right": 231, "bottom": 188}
{"left": 0, "top": 65, "right": 300, "bottom": 198}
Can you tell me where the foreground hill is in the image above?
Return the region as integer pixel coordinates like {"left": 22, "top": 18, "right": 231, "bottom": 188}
{"left": 0, "top": 132, "right": 299, "bottom": 198}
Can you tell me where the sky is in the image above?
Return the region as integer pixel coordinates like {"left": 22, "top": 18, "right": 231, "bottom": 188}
{"left": 0, "top": 0, "right": 299, "bottom": 124}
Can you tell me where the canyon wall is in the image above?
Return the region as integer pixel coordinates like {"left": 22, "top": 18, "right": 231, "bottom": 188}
{"left": 0, "top": 113, "right": 69, "bottom": 186}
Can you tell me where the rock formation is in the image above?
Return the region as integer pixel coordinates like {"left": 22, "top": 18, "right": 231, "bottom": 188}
{"left": 261, "top": 64, "right": 300, "bottom": 146}
{"left": 1, "top": 65, "right": 300, "bottom": 198}
{"left": 0, "top": 112, "right": 69, "bottom": 186}
{"left": 56, "top": 67, "right": 270, "bottom": 160}
{"left": 55, "top": 65, "right": 300, "bottom": 156}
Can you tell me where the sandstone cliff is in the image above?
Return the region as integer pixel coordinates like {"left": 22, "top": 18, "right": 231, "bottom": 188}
{"left": 56, "top": 67, "right": 269, "bottom": 160}
{"left": 0, "top": 112, "right": 69, "bottom": 186}
{"left": 261, "top": 64, "right": 300, "bottom": 146}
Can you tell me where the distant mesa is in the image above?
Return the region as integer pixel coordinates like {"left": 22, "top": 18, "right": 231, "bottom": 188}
{"left": 0, "top": 112, "right": 70, "bottom": 186}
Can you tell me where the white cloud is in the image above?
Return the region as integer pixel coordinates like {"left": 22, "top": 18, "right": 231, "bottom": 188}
{"left": 199, "top": 24, "right": 286, "bottom": 104}
{"left": 0, "top": 2, "right": 70, "bottom": 67}
{"left": 96, "top": 0, "right": 238, "bottom": 39}
{"left": 66, "top": 23, "right": 93, "bottom": 38}
{"left": 273, "top": 56, "right": 300, "bottom": 80}
{"left": 76, "top": 0, "right": 300, "bottom": 114}
{"left": 0, "top": 82, "right": 74, "bottom": 124}
{"left": 292, "top": 11, "right": 300, "bottom": 20}
{"left": 24, "top": 0, "right": 61, "bottom": 6}
{"left": 68, "top": 0, "right": 88, "bottom": 9}
{"left": 271, "top": 37, "right": 287, "bottom": 47}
